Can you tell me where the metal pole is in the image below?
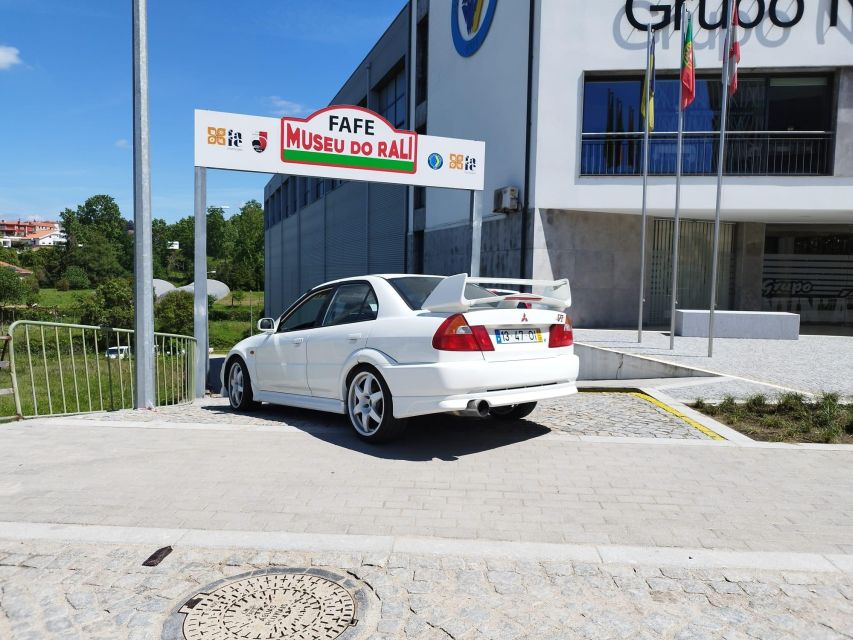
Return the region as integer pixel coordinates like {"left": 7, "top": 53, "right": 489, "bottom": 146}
{"left": 708, "top": 0, "right": 734, "bottom": 358}
{"left": 669, "top": 5, "right": 687, "bottom": 350}
{"left": 637, "top": 28, "right": 652, "bottom": 343}
{"left": 469, "top": 189, "right": 483, "bottom": 277}
{"left": 132, "top": 0, "right": 155, "bottom": 409}
{"left": 193, "top": 167, "right": 208, "bottom": 398}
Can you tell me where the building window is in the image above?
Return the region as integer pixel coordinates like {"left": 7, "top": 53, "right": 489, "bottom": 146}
{"left": 580, "top": 74, "right": 834, "bottom": 177}
{"left": 288, "top": 178, "right": 296, "bottom": 216}
{"left": 377, "top": 64, "right": 407, "bottom": 129}
{"left": 416, "top": 17, "right": 428, "bottom": 106}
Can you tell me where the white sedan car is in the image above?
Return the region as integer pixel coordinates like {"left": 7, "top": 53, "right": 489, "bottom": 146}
{"left": 221, "top": 274, "right": 579, "bottom": 441}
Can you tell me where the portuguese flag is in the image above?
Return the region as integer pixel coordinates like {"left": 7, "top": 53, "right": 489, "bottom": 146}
{"left": 681, "top": 12, "right": 696, "bottom": 110}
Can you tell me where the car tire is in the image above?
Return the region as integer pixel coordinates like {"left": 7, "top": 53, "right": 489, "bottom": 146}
{"left": 489, "top": 402, "right": 537, "bottom": 421}
{"left": 346, "top": 366, "right": 407, "bottom": 442}
{"left": 226, "top": 357, "right": 259, "bottom": 411}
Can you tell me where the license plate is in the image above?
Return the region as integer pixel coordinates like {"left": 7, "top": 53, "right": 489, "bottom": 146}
{"left": 494, "top": 328, "right": 543, "bottom": 344}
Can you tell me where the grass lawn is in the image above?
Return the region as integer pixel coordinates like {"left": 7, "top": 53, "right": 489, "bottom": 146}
{"left": 209, "top": 320, "right": 253, "bottom": 352}
{"left": 216, "top": 291, "right": 264, "bottom": 308}
{"left": 38, "top": 288, "right": 90, "bottom": 308}
{"left": 692, "top": 393, "right": 853, "bottom": 444}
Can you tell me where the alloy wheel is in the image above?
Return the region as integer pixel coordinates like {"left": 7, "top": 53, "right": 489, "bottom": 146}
{"left": 348, "top": 371, "right": 384, "bottom": 436}
{"left": 229, "top": 363, "right": 244, "bottom": 407}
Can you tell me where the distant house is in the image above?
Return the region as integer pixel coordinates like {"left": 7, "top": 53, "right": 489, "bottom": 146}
{"left": 167, "top": 241, "right": 180, "bottom": 250}
{"left": 0, "top": 260, "right": 33, "bottom": 278}
{"left": 27, "top": 229, "right": 67, "bottom": 247}
{"left": 0, "top": 219, "right": 61, "bottom": 238}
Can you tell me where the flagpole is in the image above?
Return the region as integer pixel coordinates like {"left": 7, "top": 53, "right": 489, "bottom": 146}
{"left": 669, "top": 6, "right": 687, "bottom": 350}
{"left": 638, "top": 27, "right": 652, "bottom": 343}
{"left": 708, "top": 0, "right": 735, "bottom": 357}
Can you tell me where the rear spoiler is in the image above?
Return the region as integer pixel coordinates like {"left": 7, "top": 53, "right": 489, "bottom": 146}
{"left": 421, "top": 274, "right": 571, "bottom": 313}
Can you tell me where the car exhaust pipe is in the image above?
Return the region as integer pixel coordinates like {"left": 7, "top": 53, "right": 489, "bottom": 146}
{"left": 464, "top": 399, "right": 490, "bottom": 418}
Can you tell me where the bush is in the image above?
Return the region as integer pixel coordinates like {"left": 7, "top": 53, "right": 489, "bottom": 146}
{"left": 155, "top": 290, "right": 193, "bottom": 336}
{"left": 77, "top": 279, "right": 134, "bottom": 328}
{"left": 62, "top": 265, "right": 91, "bottom": 290}
{"left": 745, "top": 394, "right": 767, "bottom": 412}
{"left": 0, "top": 267, "right": 38, "bottom": 308}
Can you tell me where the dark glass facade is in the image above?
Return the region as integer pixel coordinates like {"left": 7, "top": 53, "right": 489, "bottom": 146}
{"left": 581, "top": 74, "right": 835, "bottom": 176}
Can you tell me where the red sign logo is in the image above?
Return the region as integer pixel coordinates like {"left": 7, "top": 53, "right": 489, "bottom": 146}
{"left": 521, "top": 313, "right": 528, "bottom": 323}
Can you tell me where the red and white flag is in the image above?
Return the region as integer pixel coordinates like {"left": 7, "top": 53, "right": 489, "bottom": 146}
{"left": 727, "top": 5, "right": 740, "bottom": 96}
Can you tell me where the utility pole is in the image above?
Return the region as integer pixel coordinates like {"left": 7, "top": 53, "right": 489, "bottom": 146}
{"left": 132, "top": 0, "right": 155, "bottom": 409}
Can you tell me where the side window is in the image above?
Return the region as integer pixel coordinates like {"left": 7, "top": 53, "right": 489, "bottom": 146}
{"left": 322, "top": 283, "right": 378, "bottom": 327}
{"left": 277, "top": 289, "right": 333, "bottom": 333}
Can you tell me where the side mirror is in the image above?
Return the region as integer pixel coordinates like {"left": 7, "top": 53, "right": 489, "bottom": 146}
{"left": 257, "top": 317, "right": 275, "bottom": 333}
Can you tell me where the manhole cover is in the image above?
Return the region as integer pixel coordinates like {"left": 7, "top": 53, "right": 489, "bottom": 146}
{"left": 177, "top": 572, "right": 356, "bottom": 640}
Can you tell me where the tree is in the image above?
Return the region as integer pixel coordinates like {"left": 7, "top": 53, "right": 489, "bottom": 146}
{"left": 207, "top": 206, "right": 234, "bottom": 260}
{"left": 77, "top": 279, "right": 134, "bottom": 328}
{"left": 152, "top": 218, "right": 170, "bottom": 279}
{"left": 231, "top": 290, "right": 245, "bottom": 307}
{"left": 220, "top": 200, "right": 264, "bottom": 291}
{"left": 62, "top": 265, "right": 91, "bottom": 290}
{"left": 168, "top": 216, "right": 195, "bottom": 281}
{"left": 155, "top": 290, "right": 194, "bottom": 336}
{"left": 0, "top": 269, "right": 38, "bottom": 309}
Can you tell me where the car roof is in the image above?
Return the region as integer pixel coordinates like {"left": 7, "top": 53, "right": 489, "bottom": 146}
{"left": 312, "top": 274, "right": 444, "bottom": 288}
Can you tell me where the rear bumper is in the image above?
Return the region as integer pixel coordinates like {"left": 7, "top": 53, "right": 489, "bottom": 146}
{"left": 379, "top": 353, "right": 579, "bottom": 419}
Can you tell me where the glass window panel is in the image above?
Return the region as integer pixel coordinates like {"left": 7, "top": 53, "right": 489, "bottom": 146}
{"left": 323, "top": 283, "right": 378, "bottom": 326}
{"left": 279, "top": 289, "right": 333, "bottom": 332}
{"left": 582, "top": 81, "right": 641, "bottom": 133}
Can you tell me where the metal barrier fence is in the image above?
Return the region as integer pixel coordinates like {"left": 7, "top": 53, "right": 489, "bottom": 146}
{"left": 580, "top": 131, "right": 834, "bottom": 177}
{"left": 4, "top": 321, "right": 197, "bottom": 418}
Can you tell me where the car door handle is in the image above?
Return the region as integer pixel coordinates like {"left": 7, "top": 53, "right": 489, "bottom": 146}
{"left": 347, "top": 333, "right": 362, "bottom": 341}
{"left": 292, "top": 337, "right": 304, "bottom": 345}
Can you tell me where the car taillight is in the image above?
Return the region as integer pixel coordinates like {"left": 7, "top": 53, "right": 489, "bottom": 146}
{"left": 432, "top": 314, "right": 494, "bottom": 351}
{"left": 548, "top": 320, "right": 574, "bottom": 348}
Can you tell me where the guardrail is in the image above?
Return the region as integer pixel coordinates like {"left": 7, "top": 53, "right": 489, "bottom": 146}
{"left": 580, "top": 131, "right": 834, "bottom": 177}
{"left": 4, "top": 320, "right": 197, "bottom": 419}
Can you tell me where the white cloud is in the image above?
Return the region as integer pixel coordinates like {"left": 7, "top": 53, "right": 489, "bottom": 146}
{"left": 115, "top": 138, "right": 130, "bottom": 149}
{"left": 268, "top": 96, "right": 313, "bottom": 117}
{"left": 0, "top": 45, "right": 22, "bottom": 70}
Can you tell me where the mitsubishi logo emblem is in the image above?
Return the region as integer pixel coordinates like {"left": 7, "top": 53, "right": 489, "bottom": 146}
{"left": 521, "top": 313, "right": 528, "bottom": 323}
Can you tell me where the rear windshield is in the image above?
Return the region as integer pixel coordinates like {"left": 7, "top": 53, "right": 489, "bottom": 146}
{"left": 386, "top": 276, "right": 495, "bottom": 310}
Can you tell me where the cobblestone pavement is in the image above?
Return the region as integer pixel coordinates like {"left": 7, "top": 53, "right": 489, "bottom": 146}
{"left": 3, "top": 405, "right": 852, "bottom": 553}
{"left": 93, "top": 393, "right": 710, "bottom": 440}
{"left": 1, "top": 539, "right": 852, "bottom": 640}
{"left": 575, "top": 330, "right": 853, "bottom": 397}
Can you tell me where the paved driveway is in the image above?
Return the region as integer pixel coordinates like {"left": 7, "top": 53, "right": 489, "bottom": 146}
{"left": 1, "top": 399, "right": 852, "bottom": 639}
{"left": 1, "top": 400, "right": 850, "bottom": 553}
{"left": 576, "top": 329, "right": 853, "bottom": 397}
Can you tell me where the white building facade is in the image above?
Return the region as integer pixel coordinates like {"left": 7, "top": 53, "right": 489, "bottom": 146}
{"left": 264, "top": 0, "right": 853, "bottom": 328}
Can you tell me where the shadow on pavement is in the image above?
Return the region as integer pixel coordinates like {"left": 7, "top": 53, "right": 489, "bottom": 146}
{"left": 200, "top": 404, "right": 550, "bottom": 462}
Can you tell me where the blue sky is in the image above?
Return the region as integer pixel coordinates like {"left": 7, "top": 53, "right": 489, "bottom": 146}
{"left": 0, "top": 0, "right": 405, "bottom": 223}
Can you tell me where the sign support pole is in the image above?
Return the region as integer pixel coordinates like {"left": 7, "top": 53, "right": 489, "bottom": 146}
{"left": 637, "top": 27, "right": 652, "bottom": 343}
{"left": 669, "top": 4, "right": 687, "bottom": 350}
{"left": 132, "top": 0, "right": 155, "bottom": 409}
{"left": 194, "top": 167, "right": 208, "bottom": 398}
{"left": 709, "top": 0, "right": 735, "bottom": 358}
{"left": 469, "top": 189, "right": 483, "bottom": 277}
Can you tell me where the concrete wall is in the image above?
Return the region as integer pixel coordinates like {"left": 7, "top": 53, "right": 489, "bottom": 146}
{"left": 420, "top": 212, "right": 526, "bottom": 277}
{"left": 529, "top": 209, "right": 650, "bottom": 328}
{"left": 837, "top": 68, "right": 853, "bottom": 177}
{"left": 425, "top": 0, "right": 530, "bottom": 231}
{"left": 733, "top": 222, "right": 766, "bottom": 311}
